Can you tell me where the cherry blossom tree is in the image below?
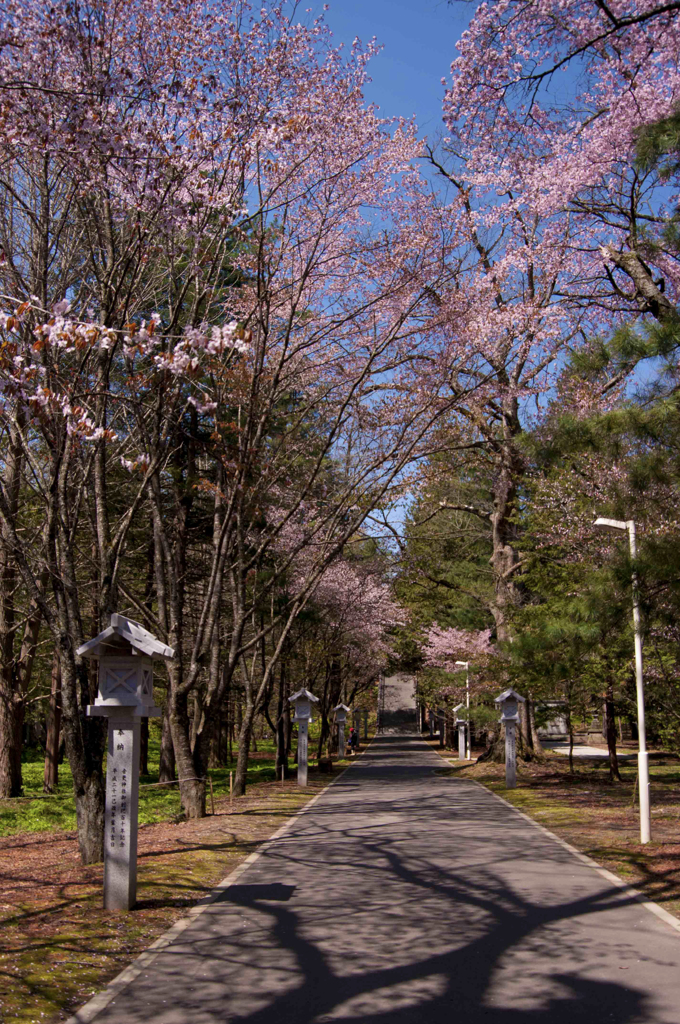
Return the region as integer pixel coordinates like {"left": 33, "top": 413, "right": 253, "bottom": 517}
{"left": 422, "top": 623, "right": 493, "bottom": 674}
{"left": 0, "top": 0, "right": 463, "bottom": 852}
{"left": 407, "top": 0, "right": 680, "bottom": 646}
{"left": 445, "top": 0, "right": 680, "bottom": 322}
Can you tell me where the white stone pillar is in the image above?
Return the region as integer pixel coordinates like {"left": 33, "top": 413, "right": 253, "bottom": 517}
{"left": 505, "top": 719, "right": 517, "bottom": 788}
{"left": 458, "top": 721, "right": 466, "bottom": 761}
{"left": 338, "top": 721, "right": 345, "bottom": 760}
{"left": 297, "top": 718, "right": 309, "bottom": 787}
{"left": 363, "top": 710, "right": 369, "bottom": 740}
{"left": 494, "top": 689, "right": 525, "bottom": 791}
{"left": 104, "top": 709, "right": 141, "bottom": 911}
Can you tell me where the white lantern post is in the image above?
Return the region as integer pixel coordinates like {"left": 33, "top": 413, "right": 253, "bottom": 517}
{"left": 494, "top": 688, "right": 526, "bottom": 789}
{"left": 454, "top": 703, "right": 466, "bottom": 760}
{"left": 289, "top": 688, "right": 319, "bottom": 787}
{"left": 79, "top": 614, "right": 173, "bottom": 911}
{"left": 455, "top": 660, "right": 471, "bottom": 759}
{"left": 594, "top": 516, "right": 651, "bottom": 844}
{"left": 334, "top": 703, "right": 351, "bottom": 759}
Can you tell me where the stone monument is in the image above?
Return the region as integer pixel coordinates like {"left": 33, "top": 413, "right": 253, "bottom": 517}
{"left": 334, "top": 703, "right": 351, "bottom": 759}
{"left": 363, "top": 709, "right": 369, "bottom": 740}
{"left": 289, "top": 688, "right": 319, "bottom": 787}
{"left": 494, "top": 688, "right": 526, "bottom": 789}
{"left": 79, "top": 614, "right": 174, "bottom": 911}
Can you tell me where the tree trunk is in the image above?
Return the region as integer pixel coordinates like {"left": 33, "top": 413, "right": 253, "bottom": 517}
{"left": 60, "top": 651, "right": 106, "bottom": 863}
{"left": 0, "top": 416, "right": 23, "bottom": 798}
{"left": 234, "top": 702, "right": 256, "bottom": 796}
{"left": 0, "top": 679, "right": 23, "bottom": 797}
{"left": 528, "top": 697, "right": 544, "bottom": 755}
{"left": 605, "top": 683, "right": 621, "bottom": 782}
{"left": 275, "top": 666, "right": 289, "bottom": 780}
{"left": 43, "top": 651, "right": 62, "bottom": 793}
{"left": 489, "top": 397, "right": 525, "bottom": 642}
{"left": 567, "top": 706, "right": 574, "bottom": 775}
{"left": 169, "top": 682, "right": 205, "bottom": 818}
{"left": 158, "top": 702, "right": 176, "bottom": 782}
{"left": 478, "top": 723, "right": 506, "bottom": 763}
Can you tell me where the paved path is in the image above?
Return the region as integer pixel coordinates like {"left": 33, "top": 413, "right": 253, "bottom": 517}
{"left": 545, "top": 742, "right": 637, "bottom": 760}
{"left": 85, "top": 737, "right": 680, "bottom": 1024}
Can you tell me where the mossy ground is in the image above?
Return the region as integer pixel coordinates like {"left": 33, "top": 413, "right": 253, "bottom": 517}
{"left": 428, "top": 737, "right": 680, "bottom": 922}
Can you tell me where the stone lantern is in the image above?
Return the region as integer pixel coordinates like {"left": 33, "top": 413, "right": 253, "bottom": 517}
{"left": 494, "top": 688, "right": 526, "bottom": 789}
{"left": 334, "top": 703, "right": 351, "bottom": 760}
{"left": 454, "top": 703, "right": 466, "bottom": 761}
{"left": 289, "top": 688, "right": 319, "bottom": 787}
{"left": 79, "top": 614, "right": 174, "bottom": 910}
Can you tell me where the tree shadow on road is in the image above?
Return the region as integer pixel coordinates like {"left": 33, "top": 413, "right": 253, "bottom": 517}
{"left": 91, "top": 737, "right": 678, "bottom": 1024}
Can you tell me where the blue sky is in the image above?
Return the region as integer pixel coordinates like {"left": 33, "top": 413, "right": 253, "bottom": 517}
{"left": 315, "top": 0, "right": 472, "bottom": 139}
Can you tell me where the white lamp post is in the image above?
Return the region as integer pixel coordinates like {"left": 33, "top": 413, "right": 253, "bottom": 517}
{"left": 289, "top": 688, "right": 319, "bottom": 787}
{"left": 455, "top": 660, "right": 470, "bottom": 760}
{"left": 594, "top": 516, "right": 651, "bottom": 844}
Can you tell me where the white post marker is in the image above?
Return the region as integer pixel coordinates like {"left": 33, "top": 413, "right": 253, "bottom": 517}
{"left": 455, "top": 660, "right": 471, "bottom": 760}
{"left": 454, "top": 703, "right": 466, "bottom": 760}
{"left": 289, "top": 688, "right": 319, "bottom": 787}
{"left": 334, "top": 703, "right": 351, "bottom": 759}
{"left": 429, "top": 710, "right": 435, "bottom": 738}
{"left": 594, "top": 516, "right": 651, "bottom": 844}
{"left": 494, "top": 688, "right": 526, "bottom": 790}
{"left": 79, "top": 614, "right": 173, "bottom": 911}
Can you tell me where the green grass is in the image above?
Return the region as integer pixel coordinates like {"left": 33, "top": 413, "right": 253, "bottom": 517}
{"left": 0, "top": 737, "right": 290, "bottom": 837}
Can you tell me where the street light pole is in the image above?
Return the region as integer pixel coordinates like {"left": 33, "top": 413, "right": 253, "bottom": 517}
{"left": 594, "top": 517, "right": 651, "bottom": 844}
{"left": 455, "top": 660, "right": 470, "bottom": 760}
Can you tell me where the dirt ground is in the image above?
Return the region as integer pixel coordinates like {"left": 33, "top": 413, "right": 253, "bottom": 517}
{"left": 0, "top": 773, "right": 336, "bottom": 1024}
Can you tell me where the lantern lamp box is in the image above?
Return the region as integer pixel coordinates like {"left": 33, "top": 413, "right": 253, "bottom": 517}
{"left": 494, "top": 688, "right": 526, "bottom": 722}
{"left": 333, "top": 703, "right": 351, "bottom": 722}
{"left": 78, "top": 615, "right": 174, "bottom": 911}
{"left": 289, "top": 687, "right": 319, "bottom": 722}
{"left": 80, "top": 613, "right": 173, "bottom": 716}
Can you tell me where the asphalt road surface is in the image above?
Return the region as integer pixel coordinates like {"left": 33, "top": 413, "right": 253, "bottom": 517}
{"left": 82, "top": 736, "right": 680, "bottom": 1024}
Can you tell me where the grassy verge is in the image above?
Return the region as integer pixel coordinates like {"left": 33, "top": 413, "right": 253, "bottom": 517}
{"left": 3, "top": 740, "right": 287, "bottom": 836}
{"left": 427, "top": 739, "right": 680, "bottom": 922}
{"left": 0, "top": 768, "right": 341, "bottom": 1023}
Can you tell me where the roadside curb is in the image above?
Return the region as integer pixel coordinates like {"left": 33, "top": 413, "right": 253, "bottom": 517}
{"left": 66, "top": 750, "right": 370, "bottom": 1024}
